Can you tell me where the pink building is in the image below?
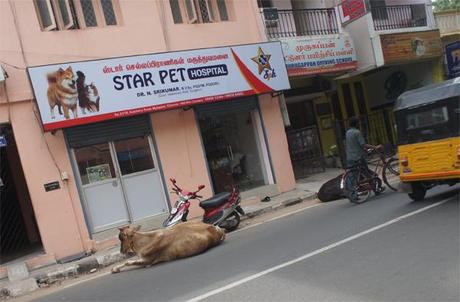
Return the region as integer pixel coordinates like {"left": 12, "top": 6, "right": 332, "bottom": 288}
{"left": 0, "top": 0, "right": 295, "bottom": 275}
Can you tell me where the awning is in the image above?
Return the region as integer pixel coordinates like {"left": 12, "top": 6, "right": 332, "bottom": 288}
{"left": 334, "top": 65, "right": 377, "bottom": 80}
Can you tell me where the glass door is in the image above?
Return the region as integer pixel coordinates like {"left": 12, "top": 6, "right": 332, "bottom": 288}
{"left": 113, "top": 136, "right": 168, "bottom": 222}
{"left": 73, "top": 136, "right": 168, "bottom": 233}
{"left": 74, "top": 142, "right": 129, "bottom": 232}
{"left": 199, "top": 110, "right": 269, "bottom": 193}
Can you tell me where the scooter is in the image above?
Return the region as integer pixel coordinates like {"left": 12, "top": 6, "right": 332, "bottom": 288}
{"left": 162, "top": 178, "right": 245, "bottom": 232}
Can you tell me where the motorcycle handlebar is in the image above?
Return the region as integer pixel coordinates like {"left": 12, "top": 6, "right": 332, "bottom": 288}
{"left": 170, "top": 179, "right": 205, "bottom": 198}
{"left": 170, "top": 179, "right": 182, "bottom": 192}
{"left": 190, "top": 185, "right": 205, "bottom": 198}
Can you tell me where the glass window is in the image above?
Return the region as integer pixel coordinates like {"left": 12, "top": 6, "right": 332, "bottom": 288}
{"left": 57, "top": 0, "right": 71, "bottom": 26}
{"left": 101, "top": 0, "right": 117, "bottom": 25}
{"left": 216, "top": 0, "right": 228, "bottom": 21}
{"left": 114, "top": 137, "right": 155, "bottom": 175}
{"left": 184, "top": 0, "right": 197, "bottom": 22}
{"left": 74, "top": 143, "right": 116, "bottom": 185}
{"left": 170, "top": 0, "right": 183, "bottom": 23}
{"left": 80, "top": 0, "right": 98, "bottom": 27}
{"left": 35, "top": 0, "right": 57, "bottom": 30}
{"left": 197, "top": 0, "right": 212, "bottom": 23}
{"left": 406, "top": 107, "right": 449, "bottom": 130}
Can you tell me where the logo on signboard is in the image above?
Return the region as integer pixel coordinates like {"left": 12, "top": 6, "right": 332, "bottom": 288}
{"left": 251, "top": 47, "right": 277, "bottom": 80}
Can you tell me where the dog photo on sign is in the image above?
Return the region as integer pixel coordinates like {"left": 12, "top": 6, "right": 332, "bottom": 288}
{"left": 46, "top": 66, "right": 101, "bottom": 120}
{"left": 47, "top": 66, "right": 79, "bottom": 120}
{"left": 76, "top": 71, "right": 101, "bottom": 115}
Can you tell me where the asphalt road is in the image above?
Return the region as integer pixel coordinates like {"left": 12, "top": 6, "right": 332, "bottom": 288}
{"left": 34, "top": 185, "right": 459, "bottom": 302}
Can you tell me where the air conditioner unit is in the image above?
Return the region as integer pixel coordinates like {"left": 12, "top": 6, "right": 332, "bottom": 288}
{"left": 263, "top": 8, "right": 279, "bottom": 28}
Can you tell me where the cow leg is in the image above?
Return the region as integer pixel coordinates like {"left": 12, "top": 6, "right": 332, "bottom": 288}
{"left": 111, "top": 258, "right": 150, "bottom": 274}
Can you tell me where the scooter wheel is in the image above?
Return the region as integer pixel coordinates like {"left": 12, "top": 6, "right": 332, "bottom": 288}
{"left": 220, "top": 212, "right": 240, "bottom": 232}
{"left": 162, "top": 217, "right": 173, "bottom": 228}
{"left": 181, "top": 210, "right": 189, "bottom": 222}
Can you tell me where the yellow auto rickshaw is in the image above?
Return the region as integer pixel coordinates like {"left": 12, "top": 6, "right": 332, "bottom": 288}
{"left": 394, "top": 77, "right": 460, "bottom": 201}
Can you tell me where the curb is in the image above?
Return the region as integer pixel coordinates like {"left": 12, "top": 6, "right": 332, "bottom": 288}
{"left": 242, "top": 192, "right": 317, "bottom": 220}
{"left": 0, "top": 192, "right": 319, "bottom": 299}
{"left": 0, "top": 250, "right": 127, "bottom": 299}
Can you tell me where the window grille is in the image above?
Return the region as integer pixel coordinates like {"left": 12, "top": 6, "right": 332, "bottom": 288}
{"left": 101, "top": 0, "right": 117, "bottom": 25}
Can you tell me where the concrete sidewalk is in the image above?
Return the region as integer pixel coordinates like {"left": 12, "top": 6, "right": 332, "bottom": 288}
{"left": 0, "top": 169, "right": 342, "bottom": 299}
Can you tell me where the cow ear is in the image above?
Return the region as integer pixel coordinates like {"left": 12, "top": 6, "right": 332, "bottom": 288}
{"left": 66, "top": 66, "right": 73, "bottom": 72}
{"left": 57, "top": 68, "right": 64, "bottom": 75}
{"left": 118, "top": 226, "right": 128, "bottom": 231}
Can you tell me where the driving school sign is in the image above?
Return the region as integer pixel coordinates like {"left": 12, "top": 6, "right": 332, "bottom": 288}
{"left": 281, "top": 35, "right": 357, "bottom": 76}
{"left": 28, "top": 42, "right": 290, "bottom": 131}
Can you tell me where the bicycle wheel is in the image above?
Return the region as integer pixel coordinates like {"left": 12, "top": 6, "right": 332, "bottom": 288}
{"left": 343, "top": 170, "right": 371, "bottom": 204}
{"left": 383, "top": 157, "right": 400, "bottom": 191}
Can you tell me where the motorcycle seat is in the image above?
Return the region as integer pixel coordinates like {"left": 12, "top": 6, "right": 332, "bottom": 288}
{"left": 199, "top": 192, "right": 231, "bottom": 209}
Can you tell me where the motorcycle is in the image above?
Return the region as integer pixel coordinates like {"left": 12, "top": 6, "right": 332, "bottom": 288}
{"left": 162, "top": 178, "right": 245, "bottom": 232}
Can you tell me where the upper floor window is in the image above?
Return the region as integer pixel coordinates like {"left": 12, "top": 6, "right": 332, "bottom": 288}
{"left": 257, "top": 0, "right": 272, "bottom": 8}
{"left": 33, "top": 0, "right": 121, "bottom": 31}
{"left": 170, "top": 0, "right": 230, "bottom": 24}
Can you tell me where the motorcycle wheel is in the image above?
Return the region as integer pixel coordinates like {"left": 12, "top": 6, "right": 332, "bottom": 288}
{"left": 219, "top": 212, "right": 240, "bottom": 232}
{"left": 162, "top": 216, "right": 173, "bottom": 227}
{"left": 181, "top": 210, "right": 189, "bottom": 222}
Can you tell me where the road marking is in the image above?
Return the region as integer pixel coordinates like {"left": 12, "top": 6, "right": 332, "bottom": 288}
{"left": 186, "top": 198, "right": 451, "bottom": 302}
{"left": 61, "top": 271, "right": 112, "bottom": 289}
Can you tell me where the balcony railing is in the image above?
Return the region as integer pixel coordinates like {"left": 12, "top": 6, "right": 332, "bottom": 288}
{"left": 261, "top": 8, "right": 339, "bottom": 39}
{"left": 371, "top": 4, "right": 428, "bottom": 31}
{"left": 435, "top": 10, "right": 460, "bottom": 36}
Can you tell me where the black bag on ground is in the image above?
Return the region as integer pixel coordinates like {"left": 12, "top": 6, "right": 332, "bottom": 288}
{"left": 317, "top": 174, "right": 345, "bottom": 202}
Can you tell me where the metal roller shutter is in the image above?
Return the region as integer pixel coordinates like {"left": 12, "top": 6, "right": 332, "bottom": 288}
{"left": 65, "top": 115, "right": 151, "bottom": 148}
{"left": 195, "top": 97, "right": 258, "bottom": 117}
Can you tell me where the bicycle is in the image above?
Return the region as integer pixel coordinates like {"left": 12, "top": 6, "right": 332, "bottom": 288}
{"left": 341, "top": 149, "right": 400, "bottom": 204}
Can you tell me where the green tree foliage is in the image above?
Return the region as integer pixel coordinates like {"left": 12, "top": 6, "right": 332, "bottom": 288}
{"left": 433, "top": 0, "right": 460, "bottom": 12}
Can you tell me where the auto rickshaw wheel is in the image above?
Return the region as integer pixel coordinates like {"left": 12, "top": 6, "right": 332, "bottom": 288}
{"left": 408, "top": 182, "right": 426, "bottom": 201}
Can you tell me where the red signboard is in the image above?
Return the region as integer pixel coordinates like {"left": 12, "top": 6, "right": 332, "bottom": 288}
{"left": 338, "top": 0, "right": 367, "bottom": 25}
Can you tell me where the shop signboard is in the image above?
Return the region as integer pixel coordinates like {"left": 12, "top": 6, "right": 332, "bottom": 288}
{"left": 28, "top": 42, "right": 290, "bottom": 131}
{"left": 338, "top": 0, "right": 367, "bottom": 25}
{"left": 445, "top": 41, "right": 460, "bottom": 79}
{"left": 380, "top": 30, "right": 443, "bottom": 65}
{"left": 280, "top": 35, "right": 357, "bottom": 76}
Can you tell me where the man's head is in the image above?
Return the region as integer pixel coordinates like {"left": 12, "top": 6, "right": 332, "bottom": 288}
{"left": 349, "top": 116, "right": 360, "bottom": 128}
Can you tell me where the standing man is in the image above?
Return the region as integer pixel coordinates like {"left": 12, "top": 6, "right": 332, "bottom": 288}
{"left": 345, "top": 116, "right": 385, "bottom": 193}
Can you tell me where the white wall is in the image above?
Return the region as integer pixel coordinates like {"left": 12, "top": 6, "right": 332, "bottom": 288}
{"left": 343, "top": 13, "right": 379, "bottom": 70}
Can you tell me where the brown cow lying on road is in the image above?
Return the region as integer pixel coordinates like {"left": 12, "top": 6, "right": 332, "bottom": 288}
{"left": 111, "top": 221, "right": 226, "bottom": 273}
